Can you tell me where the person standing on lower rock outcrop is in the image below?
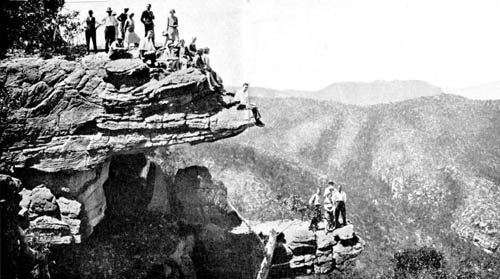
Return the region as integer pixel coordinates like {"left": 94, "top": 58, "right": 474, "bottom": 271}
{"left": 234, "top": 83, "right": 265, "bottom": 127}
{"left": 332, "top": 183, "right": 347, "bottom": 229}
{"left": 308, "top": 187, "right": 322, "bottom": 231}
{"left": 323, "top": 185, "right": 335, "bottom": 232}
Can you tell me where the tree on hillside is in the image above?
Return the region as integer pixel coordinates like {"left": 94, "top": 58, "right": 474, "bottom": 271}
{"left": 0, "top": 0, "right": 65, "bottom": 55}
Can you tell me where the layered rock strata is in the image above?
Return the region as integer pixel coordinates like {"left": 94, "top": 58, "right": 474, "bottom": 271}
{"left": 0, "top": 55, "right": 253, "bottom": 173}
{"left": 250, "top": 220, "right": 365, "bottom": 278}
{"left": 0, "top": 55, "right": 254, "bottom": 237}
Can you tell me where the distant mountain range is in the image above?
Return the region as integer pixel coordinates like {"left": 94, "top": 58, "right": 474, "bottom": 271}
{"left": 446, "top": 81, "right": 500, "bottom": 100}
{"left": 228, "top": 80, "right": 500, "bottom": 106}
{"left": 230, "top": 80, "right": 444, "bottom": 106}
{"left": 165, "top": 91, "right": 500, "bottom": 277}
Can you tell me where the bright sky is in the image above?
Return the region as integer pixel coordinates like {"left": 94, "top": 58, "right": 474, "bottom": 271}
{"left": 66, "top": 0, "right": 500, "bottom": 94}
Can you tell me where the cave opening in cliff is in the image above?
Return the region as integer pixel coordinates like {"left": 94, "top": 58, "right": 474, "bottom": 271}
{"left": 46, "top": 152, "right": 264, "bottom": 279}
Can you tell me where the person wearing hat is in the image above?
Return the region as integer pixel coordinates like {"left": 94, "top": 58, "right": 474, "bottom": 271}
{"left": 332, "top": 183, "right": 347, "bottom": 228}
{"left": 102, "top": 7, "right": 119, "bottom": 52}
{"left": 117, "top": 8, "right": 129, "bottom": 40}
{"left": 141, "top": 4, "right": 155, "bottom": 44}
{"left": 166, "top": 9, "right": 179, "bottom": 43}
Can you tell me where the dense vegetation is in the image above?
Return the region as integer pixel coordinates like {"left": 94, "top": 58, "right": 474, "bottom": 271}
{"left": 0, "top": 0, "right": 83, "bottom": 58}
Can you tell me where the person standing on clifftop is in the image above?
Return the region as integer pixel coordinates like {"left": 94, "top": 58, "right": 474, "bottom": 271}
{"left": 166, "top": 9, "right": 179, "bottom": 43}
{"left": 124, "top": 13, "right": 141, "bottom": 48}
{"left": 141, "top": 4, "right": 155, "bottom": 45}
{"left": 117, "top": 8, "right": 129, "bottom": 40}
{"left": 332, "top": 183, "right": 347, "bottom": 228}
{"left": 102, "top": 7, "right": 119, "bottom": 53}
{"left": 234, "top": 83, "right": 265, "bottom": 127}
{"left": 308, "top": 188, "right": 322, "bottom": 231}
{"left": 84, "top": 10, "right": 99, "bottom": 53}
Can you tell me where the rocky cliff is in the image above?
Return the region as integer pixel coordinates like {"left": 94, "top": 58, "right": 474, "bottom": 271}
{"left": 0, "top": 55, "right": 254, "bottom": 237}
{"left": 0, "top": 55, "right": 365, "bottom": 279}
{"left": 246, "top": 220, "right": 365, "bottom": 278}
{"left": 0, "top": 55, "right": 263, "bottom": 278}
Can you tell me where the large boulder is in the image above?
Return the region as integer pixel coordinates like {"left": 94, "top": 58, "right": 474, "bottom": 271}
{"left": 252, "top": 220, "right": 365, "bottom": 277}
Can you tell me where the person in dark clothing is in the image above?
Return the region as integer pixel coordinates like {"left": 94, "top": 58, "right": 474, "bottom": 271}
{"left": 102, "top": 7, "right": 118, "bottom": 53}
{"left": 141, "top": 3, "right": 155, "bottom": 44}
{"left": 117, "top": 8, "right": 129, "bottom": 39}
{"left": 84, "top": 10, "right": 99, "bottom": 53}
{"left": 188, "top": 37, "right": 197, "bottom": 55}
{"left": 332, "top": 183, "right": 347, "bottom": 229}
{"left": 308, "top": 188, "right": 322, "bottom": 231}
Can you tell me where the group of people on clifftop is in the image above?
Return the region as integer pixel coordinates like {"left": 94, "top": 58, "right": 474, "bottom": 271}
{"left": 84, "top": 5, "right": 214, "bottom": 73}
{"left": 308, "top": 181, "right": 347, "bottom": 232}
{"left": 83, "top": 4, "right": 264, "bottom": 127}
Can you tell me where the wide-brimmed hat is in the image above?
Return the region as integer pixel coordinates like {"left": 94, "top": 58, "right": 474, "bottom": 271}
{"left": 328, "top": 180, "right": 335, "bottom": 185}
{"left": 106, "top": 7, "right": 112, "bottom": 12}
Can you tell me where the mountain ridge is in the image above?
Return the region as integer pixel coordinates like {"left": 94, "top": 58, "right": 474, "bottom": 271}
{"left": 165, "top": 93, "right": 500, "bottom": 277}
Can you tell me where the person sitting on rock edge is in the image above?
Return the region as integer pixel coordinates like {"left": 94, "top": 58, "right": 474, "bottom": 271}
{"left": 139, "top": 30, "right": 159, "bottom": 66}
{"left": 308, "top": 187, "right": 322, "bottom": 231}
{"left": 332, "top": 183, "right": 347, "bottom": 229}
{"left": 234, "top": 83, "right": 265, "bottom": 127}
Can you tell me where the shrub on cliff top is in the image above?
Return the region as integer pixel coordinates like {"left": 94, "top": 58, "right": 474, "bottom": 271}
{"left": 0, "top": 0, "right": 73, "bottom": 56}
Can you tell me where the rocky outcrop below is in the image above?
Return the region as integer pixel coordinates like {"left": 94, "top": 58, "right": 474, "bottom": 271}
{"left": 246, "top": 220, "right": 365, "bottom": 278}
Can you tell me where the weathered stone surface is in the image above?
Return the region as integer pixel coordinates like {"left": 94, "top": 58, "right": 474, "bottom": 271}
{"left": 28, "top": 186, "right": 58, "bottom": 216}
{"left": 15, "top": 183, "right": 83, "bottom": 245}
{"left": 0, "top": 55, "right": 254, "bottom": 173}
{"left": 172, "top": 166, "right": 241, "bottom": 228}
{"left": 57, "top": 197, "right": 82, "bottom": 218}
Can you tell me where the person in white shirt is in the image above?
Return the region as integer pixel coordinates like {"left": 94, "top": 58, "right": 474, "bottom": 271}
{"left": 332, "top": 183, "right": 347, "bottom": 228}
{"left": 139, "top": 30, "right": 158, "bottom": 66}
{"left": 102, "top": 7, "right": 119, "bottom": 52}
{"left": 234, "top": 83, "right": 265, "bottom": 127}
{"left": 308, "top": 188, "right": 322, "bottom": 231}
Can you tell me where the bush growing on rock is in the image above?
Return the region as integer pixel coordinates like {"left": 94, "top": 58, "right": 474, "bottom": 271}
{"left": 393, "top": 247, "right": 448, "bottom": 278}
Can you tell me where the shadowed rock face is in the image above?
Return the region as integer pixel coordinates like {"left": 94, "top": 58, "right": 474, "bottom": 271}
{"left": 0, "top": 55, "right": 255, "bottom": 243}
{"left": 0, "top": 55, "right": 253, "bottom": 173}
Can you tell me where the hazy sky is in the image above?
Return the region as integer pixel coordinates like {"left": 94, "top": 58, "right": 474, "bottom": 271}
{"left": 67, "top": 0, "right": 500, "bottom": 93}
